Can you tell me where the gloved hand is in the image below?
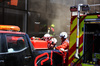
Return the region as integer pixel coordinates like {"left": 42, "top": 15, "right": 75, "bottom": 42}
{"left": 60, "top": 48, "right": 68, "bottom": 52}
{"left": 60, "top": 48, "right": 65, "bottom": 51}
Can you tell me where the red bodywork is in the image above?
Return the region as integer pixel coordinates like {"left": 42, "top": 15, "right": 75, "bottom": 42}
{"left": 31, "top": 40, "right": 48, "bottom": 49}
{"left": 30, "top": 37, "right": 56, "bottom": 49}
{"left": 0, "top": 30, "right": 25, "bottom": 34}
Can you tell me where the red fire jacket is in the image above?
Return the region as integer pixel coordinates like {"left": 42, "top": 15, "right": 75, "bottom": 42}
{"left": 56, "top": 39, "right": 69, "bottom": 50}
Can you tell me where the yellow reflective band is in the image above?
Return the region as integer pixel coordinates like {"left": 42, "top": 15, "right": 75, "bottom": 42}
{"left": 79, "top": 43, "right": 83, "bottom": 48}
{"left": 82, "top": 63, "right": 94, "bottom": 66}
{"left": 72, "top": 58, "right": 80, "bottom": 63}
{"left": 79, "top": 19, "right": 84, "bottom": 36}
{"left": 79, "top": 43, "right": 83, "bottom": 56}
{"left": 80, "top": 50, "right": 83, "bottom": 56}
{"left": 80, "top": 31, "right": 83, "bottom": 37}
{"left": 69, "top": 43, "right": 83, "bottom": 61}
{"left": 69, "top": 29, "right": 77, "bottom": 49}
{"left": 68, "top": 64, "right": 70, "bottom": 66}
{"left": 77, "top": 36, "right": 79, "bottom": 38}
{"left": 71, "top": 17, "right": 77, "bottom": 31}
{"left": 69, "top": 50, "right": 76, "bottom": 60}
{"left": 85, "top": 15, "right": 98, "bottom": 19}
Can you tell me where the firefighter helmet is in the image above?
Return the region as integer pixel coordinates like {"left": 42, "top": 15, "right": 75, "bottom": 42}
{"left": 43, "top": 33, "right": 52, "bottom": 41}
{"left": 50, "top": 38, "right": 57, "bottom": 44}
{"left": 60, "top": 32, "right": 68, "bottom": 39}
{"left": 44, "top": 33, "right": 51, "bottom": 37}
{"left": 51, "top": 24, "right": 55, "bottom": 28}
{"left": 31, "top": 36, "right": 35, "bottom": 40}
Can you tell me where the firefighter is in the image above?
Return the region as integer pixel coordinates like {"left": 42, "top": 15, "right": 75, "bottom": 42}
{"left": 56, "top": 32, "right": 69, "bottom": 66}
{"left": 48, "top": 24, "right": 55, "bottom": 36}
{"left": 56, "top": 32, "right": 69, "bottom": 51}
{"left": 43, "top": 33, "right": 57, "bottom": 49}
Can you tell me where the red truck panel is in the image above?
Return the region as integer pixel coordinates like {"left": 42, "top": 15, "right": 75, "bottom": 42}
{"left": 31, "top": 40, "right": 48, "bottom": 49}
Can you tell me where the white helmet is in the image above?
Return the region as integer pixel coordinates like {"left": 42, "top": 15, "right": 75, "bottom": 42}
{"left": 44, "top": 33, "right": 51, "bottom": 37}
{"left": 31, "top": 36, "right": 35, "bottom": 40}
{"left": 60, "top": 32, "right": 68, "bottom": 39}
{"left": 50, "top": 38, "right": 57, "bottom": 44}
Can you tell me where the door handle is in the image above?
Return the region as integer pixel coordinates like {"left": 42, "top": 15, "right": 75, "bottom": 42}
{"left": 25, "top": 56, "right": 31, "bottom": 59}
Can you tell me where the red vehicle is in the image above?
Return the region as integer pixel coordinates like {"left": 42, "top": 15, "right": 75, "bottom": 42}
{"left": 0, "top": 25, "right": 67, "bottom": 66}
{"left": 68, "top": 4, "right": 100, "bottom": 66}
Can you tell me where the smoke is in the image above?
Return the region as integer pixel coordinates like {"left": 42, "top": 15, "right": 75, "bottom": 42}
{"left": 29, "top": 0, "right": 72, "bottom": 45}
{"left": 75, "top": 0, "right": 87, "bottom": 5}
{"left": 46, "top": 1, "right": 71, "bottom": 45}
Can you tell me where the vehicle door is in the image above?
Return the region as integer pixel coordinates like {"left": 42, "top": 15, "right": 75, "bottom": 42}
{"left": 3, "top": 34, "right": 33, "bottom": 66}
{"left": 0, "top": 34, "right": 7, "bottom": 66}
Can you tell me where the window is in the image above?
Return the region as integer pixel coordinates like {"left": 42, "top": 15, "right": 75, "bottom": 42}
{"left": 0, "top": 0, "right": 3, "bottom": 6}
{"left": 28, "top": 12, "right": 47, "bottom": 37}
{"left": 0, "top": 0, "right": 28, "bottom": 32}
{"left": 4, "top": 0, "right": 27, "bottom": 10}
{"left": 4, "top": 8, "right": 26, "bottom": 31}
{"left": 6, "top": 35, "right": 27, "bottom": 52}
{"left": 0, "top": 8, "right": 3, "bottom": 24}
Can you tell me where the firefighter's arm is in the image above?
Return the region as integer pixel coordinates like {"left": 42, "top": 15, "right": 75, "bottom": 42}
{"left": 48, "top": 27, "right": 50, "bottom": 33}
{"left": 56, "top": 44, "right": 66, "bottom": 50}
{"left": 64, "top": 49, "right": 68, "bottom": 52}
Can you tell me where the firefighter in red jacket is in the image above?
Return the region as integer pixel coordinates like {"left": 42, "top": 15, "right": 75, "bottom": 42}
{"left": 56, "top": 32, "right": 69, "bottom": 66}
{"left": 56, "top": 32, "right": 69, "bottom": 51}
{"left": 43, "top": 33, "right": 57, "bottom": 49}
